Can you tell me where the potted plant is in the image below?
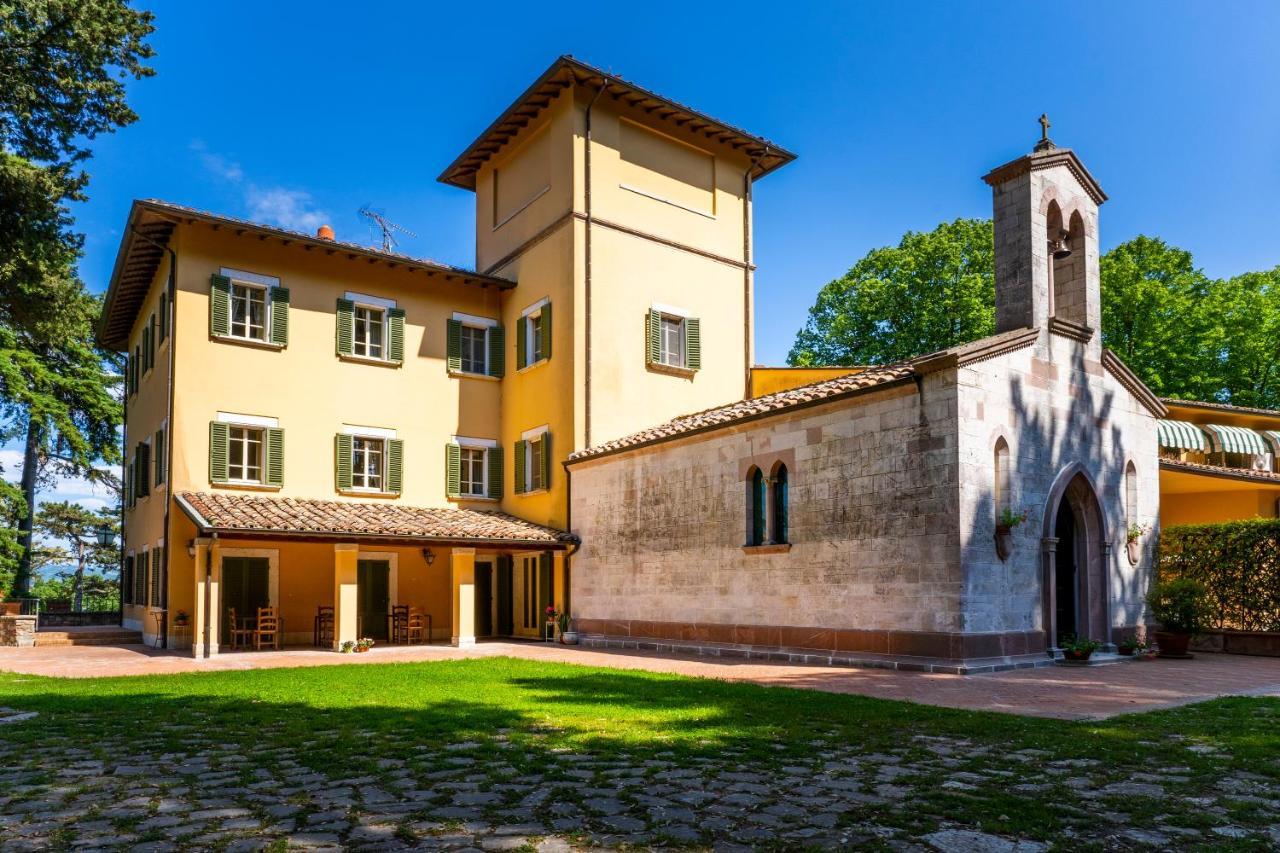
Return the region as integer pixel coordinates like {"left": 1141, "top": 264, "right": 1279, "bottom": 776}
{"left": 1147, "top": 577, "right": 1210, "bottom": 659}
{"left": 355, "top": 637, "right": 375, "bottom": 653}
{"left": 341, "top": 640, "right": 356, "bottom": 653}
{"left": 557, "top": 611, "right": 579, "bottom": 645}
{"left": 545, "top": 605, "right": 559, "bottom": 641}
{"left": 1059, "top": 635, "right": 1100, "bottom": 662}
{"left": 994, "top": 507, "right": 1028, "bottom": 561}
{"left": 1116, "top": 636, "right": 1146, "bottom": 657}
{"left": 1126, "top": 522, "right": 1150, "bottom": 565}
{"left": 173, "top": 610, "right": 190, "bottom": 628}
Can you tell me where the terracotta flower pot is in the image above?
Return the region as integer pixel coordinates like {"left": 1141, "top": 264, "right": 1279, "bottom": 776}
{"left": 994, "top": 527, "right": 1013, "bottom": 561}
{"left": 1155, "top": 631, "right": 1192, "bottom": 658}
{"left": 1063, "top": 648, "right": 1093, "bottom": 662}
{"left": 1127, "top": 539, "right": 1141, "bottom": 565}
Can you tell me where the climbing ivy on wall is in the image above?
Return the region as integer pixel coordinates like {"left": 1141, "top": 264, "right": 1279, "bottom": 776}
{"left": 1159, "top": 519, "right": 1280, "bottom": 631}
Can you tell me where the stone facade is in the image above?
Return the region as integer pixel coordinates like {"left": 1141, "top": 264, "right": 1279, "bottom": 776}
{"left": 565, "top": 140, "right": 1162, "bottom": 665}
{"left": 0, "top": 615, "right": 37, "bottom": 647}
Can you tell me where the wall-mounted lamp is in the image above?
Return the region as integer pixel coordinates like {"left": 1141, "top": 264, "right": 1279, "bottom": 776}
{"left": 187, "top": 539, "right": 196, "bottom": 558}
{"left": 422, "top": 547, "right": 436, "bottom": 566}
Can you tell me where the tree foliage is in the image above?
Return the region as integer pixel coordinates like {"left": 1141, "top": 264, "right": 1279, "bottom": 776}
{"left": 789, "top": 220, "right": 1280, "bottom": 409}
{"left": 789, "top": 219, "right": 994, "bottom": 366}
{"left": 34, "top": 500, "right": 118, "bottom": 610}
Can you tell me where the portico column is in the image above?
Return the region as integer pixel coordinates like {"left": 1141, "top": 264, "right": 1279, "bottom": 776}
{"left": 1041, "top": 536, "right": 1059, "bottom": 653}
{"left": 207, "top": 539, "right": 222, "bottom": 656}
{"left": 553, "top": 551, "right": 568, "bottom": 615}
{"left": 451, "top": 548, "right": 476, "bottom": 648}
{"left": 191, "top": 537, "right": 212, "bottom": 658}
{"left": 333, "top": 544, "right": 359, "bottom": 651}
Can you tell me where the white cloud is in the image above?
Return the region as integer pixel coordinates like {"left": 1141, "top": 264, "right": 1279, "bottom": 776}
{"left": 245, "top": 186, "right": 330, "bottom": 234}
{"left": 0, "top": 446, "right": 119, "bottom": 510}
{"left": 191, "top": 140, "right": 330, "bottom": 235}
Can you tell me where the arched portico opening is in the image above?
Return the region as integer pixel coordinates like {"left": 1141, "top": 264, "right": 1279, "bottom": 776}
{"left": 1041, "top": 468, "right": 1111, "bottom": 651}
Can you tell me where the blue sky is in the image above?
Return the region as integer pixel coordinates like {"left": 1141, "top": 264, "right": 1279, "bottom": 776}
{"left": 72, "top": 2, "right": 1280, "bottom": 367}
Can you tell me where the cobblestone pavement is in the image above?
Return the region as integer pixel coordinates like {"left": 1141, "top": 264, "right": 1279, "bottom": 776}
{"left": 5, "top": 642, "right": 1280, "bottom": 720}
{"left": 3, "top": 714, "right": 1279, "bottom": 851}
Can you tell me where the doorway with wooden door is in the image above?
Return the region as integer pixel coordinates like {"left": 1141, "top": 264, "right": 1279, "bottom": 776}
{"left": 474, "top": 559, "right": 494, "bottom": 638}
{"left": 357, "top": 559, "right": 390, "bottom": 641}
{"left": 512, "top": 553, "right": 553, "bottom": 639}
{"left": 222, "top": 556, "right": 270, "bottom": 643}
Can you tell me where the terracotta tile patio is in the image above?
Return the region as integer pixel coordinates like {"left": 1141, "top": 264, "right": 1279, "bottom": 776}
{"left": 3, "top": 640, "right": 1279, "bottom": 720}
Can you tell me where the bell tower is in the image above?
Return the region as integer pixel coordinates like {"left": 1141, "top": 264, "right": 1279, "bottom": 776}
{"left": 983, "top": 116, "right": 1108, "bottom": 350}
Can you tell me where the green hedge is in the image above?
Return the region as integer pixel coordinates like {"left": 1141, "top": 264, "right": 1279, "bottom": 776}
{"left": 1158, "top": 519, "right": 1280, "bottom": 631}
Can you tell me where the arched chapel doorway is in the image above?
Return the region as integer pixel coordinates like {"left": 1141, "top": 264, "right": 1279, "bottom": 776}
{"left": 1043, "top": 470, "right": 1110, "bottom": 649}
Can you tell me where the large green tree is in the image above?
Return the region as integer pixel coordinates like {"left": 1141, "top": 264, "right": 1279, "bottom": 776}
{"left": 34, "top": 500, "right": 118, "bottom": 611}
{"left": 1213, "top": 269, "right": 1280, "bottom": 409}
{"left": 788, "top": 219, "right": 995, "bottom": 366}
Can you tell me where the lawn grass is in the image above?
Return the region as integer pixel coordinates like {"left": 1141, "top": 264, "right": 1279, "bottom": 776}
{"left": 0, "top": 656, "right": 1278, "bottom": 848}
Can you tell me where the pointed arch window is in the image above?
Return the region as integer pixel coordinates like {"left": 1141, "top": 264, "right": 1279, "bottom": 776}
{"left": 1125, "top": 461, "right": 1137, "bottom": 528}
{"left": 994, "top": 437, "right": 1011, "bottom": 521}
{"left": 747, "top": 467, "right": 766, "bottom": 546}
{"left": 771, "top": 463, "right": 789, "bottom": 545}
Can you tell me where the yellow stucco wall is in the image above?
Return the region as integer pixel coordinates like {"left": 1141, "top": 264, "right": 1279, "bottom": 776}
{"left": 749, "top": 367, "right": 865, "bottom": 398}
{"left": 1161, "top": 488, "right": 1280, "bottom": 526}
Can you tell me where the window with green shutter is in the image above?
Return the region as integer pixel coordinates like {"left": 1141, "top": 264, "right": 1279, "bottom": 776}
{"left": 334, "top": 433, "right": 353, "bottom": 490}
{"left": 446, "top": 319, "right": 463, "bottom": 372}
{"left": 122, "top": 555, "right": 134, "bottom": 605}
{"left": 154, "top": 428, "right": 166, "bottom": 487}
{"left": 209, "top": 422, "right": 230, "bottom": 484}
{"left": 487, "top": 445, "right": 504, "bottom": 499}
{"left": 265, "top": 428, "right": 285, "bottom": 487}
{"left": 210, "top": 274, "right": 232, "bottom": 337}
{"left": 387, "top": 308, "right": 405, "bottom": 363}
{"left": 488, "top": 325, "right": 505, "bottom": 377}
{"left": 646, "top": 309, "right": 662, "bottom": 364}
{"left": 132, "top": 345, "right": 141, "bottom": 391}
{"left": 134, "top": 550, "right": 148, "bottom": 607}
{"left": 269, "top": 287, "right": 290, "bottom": 347}
{"left": 136, "top": 442, "right": 151, "bottom": 497}
{"left": 150, "top": 547, "right": 163, "bottom": 607}
{"left": 514, "top": 439, "right": 527, "bottom": 494}
{"left": 537, "top": 303, "right": 552, "bottom": 361}
{"left": 445, "top": 443, "right": 462, "bottom": 498}
{"left": 647, "top": 309, "right": 701, "bottom": 371}
{"left": 145, "top": 315, "right": 155, "bottom": 370}
{"left": 518, "top": 301, "right": 551, "bottom": 369}
{"left": 516, "top": 316, "right": 527, "bottom": 370}
{"left": 386, "top": 439, "right": 403, "bottom": 494}
{"left": 685, "top": 317, "right": 701, "bottom": 370}
{"left": 515, "top": 432, "right": 550, "bottom": 494}
{"left": 158, "top": 290, "right": 168, "bottom": 343}
{"left": 335, "top": 298, "right": 354, "bottom": 356}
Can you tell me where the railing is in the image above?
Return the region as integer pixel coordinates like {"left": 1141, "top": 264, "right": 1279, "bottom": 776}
{"left": 38, "top": 610, "right": 121, "bottom": 628}
{"left": 8, "top": 598, "right": 40, "bottom": 617}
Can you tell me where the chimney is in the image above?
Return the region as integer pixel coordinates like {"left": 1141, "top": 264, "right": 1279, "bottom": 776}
{"left": 316, "top": 224, "right": 335, "bottom": 241}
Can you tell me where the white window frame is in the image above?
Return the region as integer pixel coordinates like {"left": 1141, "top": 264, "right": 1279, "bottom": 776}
{"left": 221, "top": 268, "right": 279, "bottom": 344}
{"left": 453, "top": 312, "right": 497, "bottom": 376}
{"left": 453, "top": 434, "right": 497, "bottom": 499}
{"left": 522, "top": 425, "right": 549, "bottom": 493}
{"left": 652, "top": 302, "right": 691, "bottom": 369}
{"left": 350, "top": 435, "right": 386, "bottom": 493}
{"left": 342, "top": 424, "right": 396, "bottom": 494}
{"left": 521, "top": 298, "right": 549, "bottom": 368}
{"left": 216, "top": 413, "right": 278, "bottom": 486}
{"left": 227, "top": 425, "right": 266, "bottom": 486}
{"left": 346, "top": 292, "right": 396, "bottom": 362}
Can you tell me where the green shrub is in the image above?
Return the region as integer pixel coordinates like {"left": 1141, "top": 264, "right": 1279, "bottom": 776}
{"left": 1147, "top": 577, "right": 1212, "bottom": 634}
{"left": 1158, "top": 519, "right": 1280, "bottom": 631}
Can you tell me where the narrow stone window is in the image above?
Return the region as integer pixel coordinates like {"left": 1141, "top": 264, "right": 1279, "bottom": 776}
{"left": 747, "top": 467, "right": 766, "bottom": 546}
{"left": 1125, "top": 461, "right": 1137, "bottom": 529}
{"left": 994, "top": 437, "right": 1011, "bottom": 520}
{"left": 770, "top": 463, "right": 789, "bottom": 545}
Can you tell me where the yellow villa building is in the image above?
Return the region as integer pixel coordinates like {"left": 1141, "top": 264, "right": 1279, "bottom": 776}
{"left": 99, "top": 56, "right": 795, "bottom": 652}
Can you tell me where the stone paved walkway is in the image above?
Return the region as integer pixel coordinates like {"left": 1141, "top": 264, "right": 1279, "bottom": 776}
{"left": 4, "top": 641, "right": 1280, "bottom": 720}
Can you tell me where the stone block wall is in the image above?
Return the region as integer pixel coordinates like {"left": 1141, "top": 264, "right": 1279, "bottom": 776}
{"left": 955, "top": 332, "right": 1160, "bottom": 639}
{"left": 0, "top": 615, "right": 37, "bottom": 647}
{"left": 569, "top": 374, "right": 973, "bottom": 656}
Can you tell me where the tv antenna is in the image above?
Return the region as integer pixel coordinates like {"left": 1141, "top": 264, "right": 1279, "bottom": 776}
{"left": 358, "top": 207, "right": 417, "bottom": 253}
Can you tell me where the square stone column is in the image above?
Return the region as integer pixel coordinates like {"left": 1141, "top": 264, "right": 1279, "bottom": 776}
{"left": 207, "top": 540, "right": 222, "bottom": 656}
{"left": 451, "top": 548, "right": 476, "bottom": 648}
{"left": 334, "top": 544, "right": 359, "bottom": 650}
{"left": 553, "top": 551, "right": 568, "bottom": 614}
{"left": 191, "top": 537, "right": 212, "bottom": 658}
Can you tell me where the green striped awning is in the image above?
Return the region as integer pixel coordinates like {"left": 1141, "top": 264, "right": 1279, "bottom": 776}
{"left": 1202, "top": 423, "right": 1270, "bottom": 455}
{"left": 1157, "top": 419, "right": 1208, "bottom": 451}
{"left": 1262, "top": 430, "right": 1280, "bottom": 455}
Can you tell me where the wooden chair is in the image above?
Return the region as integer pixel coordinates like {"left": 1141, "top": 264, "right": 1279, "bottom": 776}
{"left": 314, "top": 606, "right": 334, "bottom": 648}
{"left": 405, "top": 608, "right": 426, "bottom": 644}
{"left": 389, "top": 604, "right": 409, "bottom": 644}
{"left": 226, "top": 607, "right": 253, "bottom": 650}
{"left": 254, "top": 606, "right": 281, "bottom": 651}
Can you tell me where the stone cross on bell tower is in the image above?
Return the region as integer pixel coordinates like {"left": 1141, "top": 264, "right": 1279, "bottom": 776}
{"left": 982, "top": 118, "right": 1108, "bottom": 351}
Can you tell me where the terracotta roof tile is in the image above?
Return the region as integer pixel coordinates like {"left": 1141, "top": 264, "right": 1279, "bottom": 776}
{"left": 176, "top": 491, "right": 576, "bottom": 546}
{"left": 1159, "top": 458, "right": 1280, "bottom": 484}
{"left": 1161, "top": 397, "right": 1280, "bottom": 419}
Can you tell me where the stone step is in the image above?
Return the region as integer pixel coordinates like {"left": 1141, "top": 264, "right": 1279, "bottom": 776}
{"left": 35, "top": 630, "right": 143, "bottom": 647}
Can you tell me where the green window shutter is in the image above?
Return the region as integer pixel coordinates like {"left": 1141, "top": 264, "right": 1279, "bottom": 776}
{"left": 488, "top": 325, "right": 505, "bottom": 378}
{"left": 153, "top": 429, "right": 164, "bottom": 486}
{"left": 541, "top": 432, "right": 552, "bottom": 491}
{"left": 209, "top": 422, "right": 229, "bottom": 484}
{"left": 487, "top": 446, "right": 504, "bottom": 500}
{"left": 158, "top": 291, "right": 168, "bottom": 342}
{"left": 647, "top": 309, "right": 661, "bottom": 364}
{"left": 387, "top": 439, "right": 404, "bottom": 494}
{"left": 138, "top": 443, "right": 150, "bottom": 494}
{"left": 445, "top": 443, "right": 461, "bottom": 499}
{"left": 122, "top": 555, "right": 133, "bottom": 604}
{"left": 133, "top": 346, "right": 141, "bottom": 390}
{"left": 388, "top": 308, "right": 405, "bottom": 363}
{"left": 210, "top": 274, "right": 231, "bottom": 337}
{"left": 446, "top": 319, "right": 462, "bottom": 372}
{"left": 538, "top": 552, "right": 553, "bottom": 614}
{"left": 265, "top": 428, "right": 285, "bottom": 487}
{"left": 335, "top": 433, "right": 353, "bottom": 491}
{"left": 335, "top": 298, "right": 354, "bottom": 356}
{"left": 539, "top": 303, "right": 552, "bottom": 361}
{"left": 269, "top": 287, "right": 290, "bottom": 347}
{"left": 685, "top": 317, "right": 701, "bottom": 370}
{"left": 145, "top": 316, "right": 155, "bottom": 369}
{"left": 516, "top": 315, "right": 528, "bottom": 370}
{"left": 123, "top": 354, "right": 131, "bottom": 397}
{"left": 514, "top": 439, "right": 527, "bottom": 494}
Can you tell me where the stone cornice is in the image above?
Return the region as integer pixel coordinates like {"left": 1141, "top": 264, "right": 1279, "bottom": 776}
{"left": 982, "top": 148, "right": 1107, "bottom": 205}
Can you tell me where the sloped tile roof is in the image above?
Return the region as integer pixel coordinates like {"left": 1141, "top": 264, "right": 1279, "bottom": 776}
{"left": 567, "top": 362, "right": 918, "bottom": 463}
{"left": 176, "top": 492, "right": 577, "bottom": 546}
{"left": 1162, "top": 397, "right": 1280, "bottom": 419}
